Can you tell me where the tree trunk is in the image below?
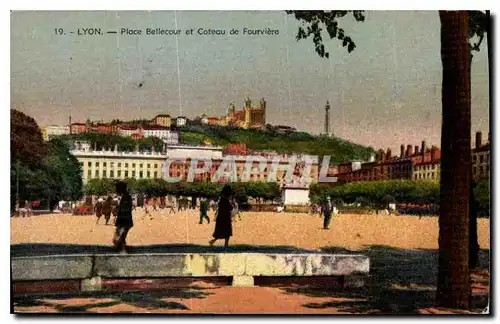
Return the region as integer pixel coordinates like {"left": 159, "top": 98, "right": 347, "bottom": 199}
{"left": 437, "top": 11, "right": 471, "bottom": 309}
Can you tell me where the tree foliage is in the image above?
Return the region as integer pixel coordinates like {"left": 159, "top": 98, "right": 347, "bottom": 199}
{"left": 11, "top": 109, "right": 46, "bottom": 167}
{"left": 84, "top": 178, "right": 281, "bottom": 204}
{"left": 180, "top": 124, "right": 374, "bottom": 164}
{"left": 310, "top": 180, "right": 440, "bottom": 207}
{"left": 287, "top": 10, "right": 488, "bottom": 61}
{"left": 11, "top": 129, "right": 83, "bottom": 211}
{"left": 286, "top": 10, "right": 365, "bottom": 58}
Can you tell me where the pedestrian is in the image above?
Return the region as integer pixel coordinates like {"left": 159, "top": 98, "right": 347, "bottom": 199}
{"left": 102, "top": 196, "right": 113, "bottom": 225}
{"left": 199, "top": 197, "right": 210, "bottom": 224}
{"left": 112, "top": 197, "right": 119, "bottom": 221}
{"left": 25, "top": 200, "right": 33, "bottom": 217}
{"left": 152, "top": 197, "right": 158, "bottom": 212}
{"left": 321, "top": 197, "right": 333, "bottom": 230}
{"left": 143, "top": 196, "right": 150, "bottom": 218}
{"left": 112, "top": 181, "right": 134, "bottom": 253}
{"left": 94, "top": 197, "right": 103, "bottom": 224}
{"left": 231, "top": 197, "right": 241, "bottom": 221}
{"left": 209, "top": 185, "right": 233, "bottom": 247}
{"left": 169, "top": 197, "right": 177, "bottom": 214}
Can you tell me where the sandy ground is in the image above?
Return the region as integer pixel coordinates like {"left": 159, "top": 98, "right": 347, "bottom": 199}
{"left": 11, "top": 209, "right": 490, "bottom": 251}
{"left": 11, "top": 210, "right": 491, "bottom": 314}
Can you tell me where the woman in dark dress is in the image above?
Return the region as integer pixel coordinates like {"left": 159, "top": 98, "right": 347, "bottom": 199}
{"left": 209, "top": 185, "right": 233, "bottom": 247}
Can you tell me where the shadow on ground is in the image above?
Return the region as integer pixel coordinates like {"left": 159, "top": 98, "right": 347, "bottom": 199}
{"left": 13, "top": 286, "right": 213, "bottom": 313}
{"left": 282, "top": 245, "right": 490, "bottom": 314}
{"left": 11, "top": 243, "right": 320, "bottom": 257}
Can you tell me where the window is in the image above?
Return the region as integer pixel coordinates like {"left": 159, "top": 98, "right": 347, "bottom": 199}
{"left": 147, "top": 171, "right": 150, "bottom": 178}
{"left": 473, "top": 155, "right": 477, "bottom": 162}
{"left": 96, "top": 162, "right": 100, "bottom": 167}
{"left": 88, "top": 161, "right": 92, "bottom": 167}
{"left": 473, "top": 166, "right": 477, "bottom": 174}
{"left": 110, "top": 162, "right": 114, "bottom": 168}
{"left": 117, "top": 170, "right": 121, "bottom": 178}
{"left": 154, "top": 171, "right": 158, "bottom": 178}
{"left": 125, "top": 170, "right": 128, "bottom": 177}
{"left": 103, "top": 170, "right": 107, "bottom": 178}
{"left": 88, "top": 170, "right": 91, "bottom": 177}
{"left": 132, "top": 171, "right": 136, "bottom": 177}
{"left": 140, "top": 164, "right": 143, "bottom": 168}
{"left": 103, "top": 162, "right": 107, "bottom": 167}
{"left": 147, "top": 164, "right": 151, "bottom": 169}
{"left": 132, "top": 163, "right": 136, "bottom": 168}
{"left": 125, "top": 163, "right": 129, "bottom": 168}
{"left": 118, "top": 163, "right": 122, "bottom": 168}
{"left": 139, "top": 171, "right": 143, "bottom": 178}
{"left": 480, "top": 155, "right": 484, "bottom": 163}
{"left": 95, "top": 170, "right": 99, "bottom": 177}
{"left": 154, "top": 164, "right": 158, "bottom": 169}
{"left": 110, "top": 170, "right": 114, "bottom": 178}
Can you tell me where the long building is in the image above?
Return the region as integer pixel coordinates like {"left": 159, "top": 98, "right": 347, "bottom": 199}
{"left": 71, "top": 145, "right": 168, "bottom": 183}
{"left": 338, "top": 140, "right": 440, "bottom": 183}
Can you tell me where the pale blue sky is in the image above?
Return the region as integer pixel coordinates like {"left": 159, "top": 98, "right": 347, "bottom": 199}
{"left": 11, "top": 10, "right": 490, "bottom": 151}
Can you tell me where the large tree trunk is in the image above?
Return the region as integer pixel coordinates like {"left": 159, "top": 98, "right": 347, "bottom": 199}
{"left": 437, "top": 11, "right": 471, "bottom": 309}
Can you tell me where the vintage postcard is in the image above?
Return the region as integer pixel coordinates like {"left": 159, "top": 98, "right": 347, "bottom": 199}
{"left": 10, "top": 9, "right": 491, "bottom": 315}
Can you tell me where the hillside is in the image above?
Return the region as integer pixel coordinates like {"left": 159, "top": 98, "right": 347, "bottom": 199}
{"left": 180, "top": 124, "right": 374, "bottom": 164}
{"left": 56, "top": 124, "right": 374, "bottom": 164}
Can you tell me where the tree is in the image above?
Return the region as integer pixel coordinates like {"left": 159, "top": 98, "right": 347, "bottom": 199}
{"left": 437, "top": 11, "right": 471, "bottom": 309}
{"left": 289, "top": 10, "right": 487, "bottom": 309}
{"left": 41, "top": 139, "right": 83, "bottom": 209}
{"left": 11, "top": 109, "right": 46, "bottom": 167}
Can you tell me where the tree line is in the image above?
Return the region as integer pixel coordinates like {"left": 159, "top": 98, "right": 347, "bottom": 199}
{"left": 310, "top": 179, "right": 489, "bottom": 216}
{"left": 84, "top": 178, "right": 282, "bottom": 208}
{"left": 11, "top": 110, "right": 83, "bottom": 211}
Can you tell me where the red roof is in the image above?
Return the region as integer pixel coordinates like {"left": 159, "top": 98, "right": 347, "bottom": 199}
{"left": 143, "top": 125, "right": 170, "bottom": 130}
{"left": 118, "top": 125, "right": 138, "bottom": 130}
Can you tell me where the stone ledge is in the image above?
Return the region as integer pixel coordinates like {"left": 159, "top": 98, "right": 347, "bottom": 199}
{"left": 12, "top": 253, "right": 370, "bottom": 282}
{"left": 12, "top": 255, "right": 93, "bottom": 281}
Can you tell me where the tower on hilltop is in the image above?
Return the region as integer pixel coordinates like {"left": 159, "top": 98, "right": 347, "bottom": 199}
{"left": 324, "top": 101, "right": 331, "bottom": 136}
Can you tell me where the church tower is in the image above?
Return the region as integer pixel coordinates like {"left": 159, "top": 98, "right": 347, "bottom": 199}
{"left": 244, "top": 97, "right": 252, "bottom": 128}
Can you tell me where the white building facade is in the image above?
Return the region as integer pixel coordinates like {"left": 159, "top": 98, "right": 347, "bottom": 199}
{"left": 71, "top": 147, "right": 168, "bottom": 184}
{"left": 45, "top": 125, "right": 70, "bottom": 139}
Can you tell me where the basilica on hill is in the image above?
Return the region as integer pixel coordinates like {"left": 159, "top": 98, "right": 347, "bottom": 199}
{"left": 203, "top": 97, "right": 266, "bottom": 129}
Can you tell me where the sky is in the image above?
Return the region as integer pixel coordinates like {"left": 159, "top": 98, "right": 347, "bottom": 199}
{"left": 10, "top": 10, "right": 490, "bottom": 152}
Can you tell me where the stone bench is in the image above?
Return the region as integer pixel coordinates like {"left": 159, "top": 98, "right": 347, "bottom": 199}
{"left": 12, "top": 253, "right": 370, "bottom": 293}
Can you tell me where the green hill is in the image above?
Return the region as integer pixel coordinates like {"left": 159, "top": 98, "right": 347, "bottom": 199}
{"left": 180, "top": 124, "right": 374, "bottom": 164}
{"left": 56, "top": 124, "right": 374, "bottom": 165}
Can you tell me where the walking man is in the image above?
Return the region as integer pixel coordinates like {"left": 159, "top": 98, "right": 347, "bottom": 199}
{"left": 94, "top": 197, "right": 103, "bottom": 224}
{"left": 199, "top": 197, "right": 210, "bottom": 224}
{"left": 102, "top": 196, "right": 113, "bottom": 225}
{"left": 321, "top": 197, "right": 333, "bottom": 230}
{"left": 113, "top": 181, "right": 133, "bottom": 253}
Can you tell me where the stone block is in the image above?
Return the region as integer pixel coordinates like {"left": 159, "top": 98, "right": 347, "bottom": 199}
{"left": 232, "top": 275, "right": 254, "bottom": 287}
{"left": 81, "top": 276, "right": 102, "bottom": 292}
{"left": 11, "top": 256, "right": 93, "bottom": 281}
{"left": 94, "top": 254, "right": 187, "bottom": 278}
{"left": 245, "top": 254, "right": 369, "bottom": 277}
